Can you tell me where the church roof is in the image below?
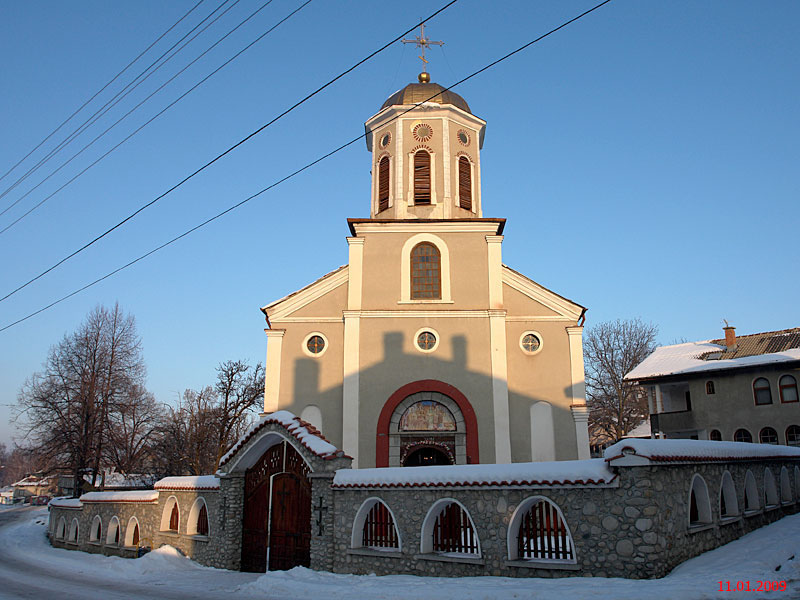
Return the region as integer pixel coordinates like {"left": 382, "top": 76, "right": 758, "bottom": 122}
{"left": 381, "top": 80, "right": 471, "bottom": 114}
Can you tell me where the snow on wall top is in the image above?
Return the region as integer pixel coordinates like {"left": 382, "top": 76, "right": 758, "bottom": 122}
{"left": 49, "top": 497, "right": 83, "bottom": 508}
{"left": 80, "top": 490, "right": 159, "bottom": 503}
{"left": 625, "top": 340, "right": 800, "bottom": 381}
{"left": 154, "top": 475, "right": 220, "bottom": 490}
{"left": 219, "top": 410, "right": 346, "bottom": 469}
{"left": 604, "top": 438, "right": 800, "bottom": 465}
{"left": 332, "top": 459, "right": 616, "bottom": 489}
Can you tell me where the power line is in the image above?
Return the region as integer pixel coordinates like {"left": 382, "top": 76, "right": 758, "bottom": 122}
{"left": 0, "top": 0, "right": 614, "bottom": 333}
{"left": 0, "top": 0, "right": 235, "bottom": 216}
{"left": 0, "top": 0, "right": 459, "bottom": 303}
{"left": 0, "top": 0, "right": 205, "bottom": 190}
{"left": 0, "top": 0, "right": 279, "bottom": 234}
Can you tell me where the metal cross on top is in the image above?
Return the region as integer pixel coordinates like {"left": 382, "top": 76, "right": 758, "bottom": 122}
{"left": 402, "top": 22, "right": 443, "bottom": 73}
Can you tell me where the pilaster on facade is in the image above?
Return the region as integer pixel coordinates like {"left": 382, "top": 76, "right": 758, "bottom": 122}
{"left": 263, "top": 329, "right": 285, "bottom": 413}
{"left": 346, "top": 237, "right": 364, "bottom": 311}
{"left": 486, "top": 235, "right": 504, "bottom": 310}
{"left": 488, "top": 309, "right": 511, "bottom": 463}
{"left": 342, "top": 311, "right": 361, "bottom": 467}
{"left": 570, "top": 404, "right": 591, "bottom": 460}
{"left": 566, "top": 326, "right": 587, "bottom": 406}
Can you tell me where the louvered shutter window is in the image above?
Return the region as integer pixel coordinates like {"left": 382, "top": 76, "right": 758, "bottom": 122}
{"left": 414, "top": 150, "right": 431, "bottom": 204}
{"left": 378, "top": 157, "right": 390, "bottom": 212}
{"left": 458, "top": 156, "right": 472, "bottom": 210}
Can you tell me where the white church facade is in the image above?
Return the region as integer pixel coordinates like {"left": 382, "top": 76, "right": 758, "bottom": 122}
{"left": 260, "top": 72, "right": 590, "bottom": 468}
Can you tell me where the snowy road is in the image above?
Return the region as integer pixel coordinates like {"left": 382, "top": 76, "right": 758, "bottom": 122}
{"left": 1, "top": 505, "right": 799, "bottom": 599}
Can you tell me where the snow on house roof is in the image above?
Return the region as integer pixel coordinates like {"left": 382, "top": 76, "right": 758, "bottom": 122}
{"left": 604, "top": 438, "right": 800, "bottom": 466}
{"left": 218, "top": 410, "right": 346, "bottom": 469}
{"left": 154, "top": 475, "right": 220, "bottom": 491}
{"left": 12, "top": 475, "right": 54, "bottom": 487}
{"left": 625, "top": 331, "right": 800, "bottom": 381}
{"left": 624, "top": 420, "right": 652, "bottom": 439}
{"left": 95, "top": 472, "right": 156, "bottom": 489}
{"left": 332, "top": 459, "right": 616, "bottom": 489}
{"left": 79, "top": 490, "right": 159, "bottom": 503}
{"left": 49, "top": 497, "right": 83, "bottom": 508}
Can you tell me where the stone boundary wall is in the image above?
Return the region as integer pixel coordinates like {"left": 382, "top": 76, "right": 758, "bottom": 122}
{"left": 323, "top": 458, "right": 800, "bottom": 579}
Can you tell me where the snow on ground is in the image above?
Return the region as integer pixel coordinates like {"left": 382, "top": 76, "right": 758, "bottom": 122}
{"left": 2, "top": 507, "right": 800, "bottom": 599}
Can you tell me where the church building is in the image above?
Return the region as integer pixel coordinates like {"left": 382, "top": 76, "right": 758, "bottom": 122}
{"left": 260, "top": 70, "right": 590, "bottom": 468}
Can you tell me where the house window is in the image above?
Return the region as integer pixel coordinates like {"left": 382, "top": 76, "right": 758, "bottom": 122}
{"left": 706, "top": 381, "right": 715, "bottom": 395}
{"left": 413, "top": 150, "right": 431, "bottom": 204}
{"left": 515, "top": 498, "right": 575, "bottom": 562}
{"left": 361, "top": 501, "right": 399, "bottom": 549}
{"left": 734, "top": 428, "right": 752, "bottom": 443}
{"left": 753, "top": 377, "right": 772, "bottom": 405}
{"left": 759, "top": 427, "right": 778, "bottom": 445}
{"left": 779, "top": 375, "right": 798, "bottom": 403}
{"left": 411, "top": 243, "right": 441, "bottom": 299}
{"left": 709, "top": 429, "right": 722, "bottom": 441}
{"left": 458, "top": 156, "right": 472, "bottom": 210}
{"left": 431, "top": 502, "right": 479, "bottom": 555}
{"left": 786, "top": 425, "right": 800, "bottom": 447}
{"left": 378, "top": 156, "right": 390, "bottom": 212}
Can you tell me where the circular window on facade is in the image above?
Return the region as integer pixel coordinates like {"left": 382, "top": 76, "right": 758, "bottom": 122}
{"left": 412, "top": 123, "right": 433, "bottom": 142}
{"left": 415, "top": 328, "right": 439, "bottom": 353}
{"left": 457, "top": 129, "right": 470, "bottom": 146}
{"left": 520, "top": 331, "right": 543, "bottom": 355}
{"left": 303, "top": 332, "right": 328, "bottom": 357}
{"left": 380, "top": 131, "right": 391, "bottom": 148}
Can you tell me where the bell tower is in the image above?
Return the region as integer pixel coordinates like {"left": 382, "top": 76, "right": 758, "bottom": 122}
{"left": 364, "top": 32, "right": 486, "bottom": 220}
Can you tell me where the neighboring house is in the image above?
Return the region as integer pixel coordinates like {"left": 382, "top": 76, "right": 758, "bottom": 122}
{"left": 11, "top": 475, "right": 59, "bottom": 499}
{"left": 259, "top": 72, "right": 591, "bottom": 468}
{"left": 58, "top": 470, "right": 157, "bottom": 497}
{"left": 626, "top": 326, "right": 800, "bottom": 444}
{"left": 0, "top": 486, "right": 14, "bottom": 504}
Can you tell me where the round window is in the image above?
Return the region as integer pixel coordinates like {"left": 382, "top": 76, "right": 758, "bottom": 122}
{"left": 412, "top": 123, "right": 433, "bottom": 142}
{"left": 306, "top": 335, "right": 325, "bottom": 354}
{"left": 457, "top": 130, "right": 470, "bottom": 146}
{"left": 380, "top": 132, "right": 391, "bottom": 147}
{"left": 417, "top": 331, "right": 437, "bottom": 351}
{"left": 520, "top": 332, "right": 543, "bottom": 355}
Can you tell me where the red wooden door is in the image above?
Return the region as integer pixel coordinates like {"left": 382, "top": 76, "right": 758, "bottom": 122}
{"left": 241, "top": 441, "right": 311, "bottom": 572}
{"left": 268, "top": 472, "right": 311, "bottom": 570}
{"left": 241, "top": 444, "right": 283, "bottom": 572}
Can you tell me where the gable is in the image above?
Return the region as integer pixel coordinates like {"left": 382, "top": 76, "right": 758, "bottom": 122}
{"left": 502, "top": 265, "right": 584, "bottom": 321}
{"left": 263, "top": 265, "right": 348, "bottom": 322}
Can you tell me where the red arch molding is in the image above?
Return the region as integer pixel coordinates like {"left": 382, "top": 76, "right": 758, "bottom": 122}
{"left": 376, "top": 379, "right": 479, "bottom": 467}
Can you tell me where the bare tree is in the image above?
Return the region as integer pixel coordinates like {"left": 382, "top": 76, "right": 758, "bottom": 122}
{"left": 104, "top": 384, "right": 161, "bottom": 474}
{"left": 584, "top": 318, "right": 658, "bottom": 444}
{"left": 151, "top": 360, "right": 264, "bottom": 476}
{"left": 15, "top": 304, "right": 149, "bottom": 495}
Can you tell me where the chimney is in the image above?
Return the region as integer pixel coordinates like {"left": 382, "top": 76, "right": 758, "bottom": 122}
{"left": 723, "top": 324, "right": 737, "bottom": 352}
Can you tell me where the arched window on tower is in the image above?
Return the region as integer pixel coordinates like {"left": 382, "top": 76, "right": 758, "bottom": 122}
{"left": 378, "top": 156, "right": 390, "bottom": 212}
{"left": 458, "top": 156, "right": 472, "bottom": 210}
{"left": 411, "top": 243, "right": 441, "bottom": 299}
{"left": 413, "top": 150, "right": 431, "bottom": 204}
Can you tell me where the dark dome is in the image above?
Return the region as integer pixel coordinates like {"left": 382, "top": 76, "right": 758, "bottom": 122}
{"left": 381, "top": 77, "right": 471, "bottom": 114}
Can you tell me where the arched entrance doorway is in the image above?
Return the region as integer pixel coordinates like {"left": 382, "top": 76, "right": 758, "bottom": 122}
{"left": 403, "top": 446, "right": 452, "bottom": 466}
{"left": 241, "top": 440, "right": 311, "bottom": 572}
{"left": 376, "top": 380, "right": 480, "bottom": 467}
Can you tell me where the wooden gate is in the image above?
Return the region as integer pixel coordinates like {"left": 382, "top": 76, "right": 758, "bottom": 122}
{"left": 240, "top": 440, "right": 311, "bottom": 572}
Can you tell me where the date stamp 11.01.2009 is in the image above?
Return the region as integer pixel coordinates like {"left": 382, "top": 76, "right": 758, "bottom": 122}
{"left": 718, "top": 581, "right": 787, "bottom": 593}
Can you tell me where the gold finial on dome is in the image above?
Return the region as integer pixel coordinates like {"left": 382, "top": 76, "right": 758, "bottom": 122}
{"left": 418, "top": 72, "right": 431, "bottom": 83}
{"left": 402, "top": 22, "right": 443, "bottom": 75}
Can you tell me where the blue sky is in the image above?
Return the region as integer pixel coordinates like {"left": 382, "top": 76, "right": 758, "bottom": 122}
{"left": 1, "top": 0, "right": 798, "bottom": 448}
